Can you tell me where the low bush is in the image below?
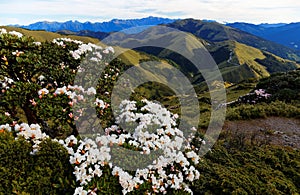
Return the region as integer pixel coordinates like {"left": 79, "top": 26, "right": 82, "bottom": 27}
{"left": 0, "top": 131, "right": 75, "bottom": 194}
{"left": 192, "top": 139, "right": 300, "bottom": 194}
{"left": 226, "top": 101, "right": 300, "bottom": 120}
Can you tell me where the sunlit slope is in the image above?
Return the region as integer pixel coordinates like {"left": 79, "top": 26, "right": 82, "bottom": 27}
{"left": 103, "top": 25, "right": 299, "bottom": 83}
{"left": 2, "top": 26, "right": 183, "bottom": 88}
{"left": 1, "top": 26, "right": 154, "bottom": 68}
{"left": 167, "top": 19, "right": 300, "bottom": 62}
{"left": 1, "top": 26, "right": 100, "bottom": 44}
{"left": 208, "top": 41, "right": 299, "bottom": 82}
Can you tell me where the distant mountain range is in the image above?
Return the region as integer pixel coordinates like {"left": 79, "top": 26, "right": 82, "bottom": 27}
{"left": 18, "top": 16, "right": 177, "bottom": 33}
{"left": 17, "top": 16, "right": 300, "bottom": 53}
{"left": 226, "top": 22, "right": 300, "bottom": 50}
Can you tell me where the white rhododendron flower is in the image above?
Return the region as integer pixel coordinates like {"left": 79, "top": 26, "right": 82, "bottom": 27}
{"left": 38, "top": 88, "right": 49, "bottom": 96}
{"left": 74, "top": 187, "right": 88, "bottom": 195}
{"left": 33, "top": 41, "right": 41, "bottom": 46}
{"left": 0, "top": 124, "right": 11, "bottom": 132}
{"left": 0, "top": 28, "right": 7, "bottom": 34}
{"left": 8, "top": 31, "right": 23, "bottom": 38}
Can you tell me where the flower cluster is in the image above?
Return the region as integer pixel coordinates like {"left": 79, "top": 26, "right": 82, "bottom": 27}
{"left": 0, "top": 76, "right": 14, "bottom": 89}
{"left": 217, "top": 88, "right": 272, "bottom": 108}
{"left": 254, "top": 89, "right": 271, "bottom": 98}
{"left": 237, "top": 88, "right": 271, "bottom": 104}
{"left": 52, "top": 37, "right": 113, "bottom": 61}
{"left": 0, "top": 123, "right": 49, "bottom": 154}
{"left": 35, "top": 85, "right": 109, "bottom": 120}
{"left": 62, "top": 100, "right": 201, "bottom": 194}
{"left": 0, "top": 28, "right": 23, "bottom": 38}
{"left": 52, "top": 37, "right": 83, "bottom": 47}
{"left": 12, "top": 50, "right": 24, "bottom": 56}
{"left": 9, "top": 31, "right": 23, "bottom": 38}
{"left": 0, "top": 28, "right": 7, "bottom": 35}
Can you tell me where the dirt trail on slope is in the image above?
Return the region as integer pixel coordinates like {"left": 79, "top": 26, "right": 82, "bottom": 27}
{"left": 222, "top": 117, "right": 300, "bottom": 149}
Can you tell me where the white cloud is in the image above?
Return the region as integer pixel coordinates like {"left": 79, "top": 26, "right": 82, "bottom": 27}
{"left": 1, "top": 0, "right": 300, "bottom": 25}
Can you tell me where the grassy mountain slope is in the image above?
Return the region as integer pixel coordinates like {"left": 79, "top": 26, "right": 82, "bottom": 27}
{"left": 1, "top": 26, "right": 100, "bottom": 44}
{"left": 211, "top": 41, "right": 299, "bottom": 82}
{"left": 57, "top": 30, "right": 109, "bottom": 41}
{"left": 167, "top": 19, "right": 300, "bottom": 62}
{"left": 0, "top": 26, "right": 157, "bottom": 69}
{"left": 101, "top": 25, "right": 299, "bottom": 83}
{"left": 1, "top": 26, "right": 186, "bottom": 97}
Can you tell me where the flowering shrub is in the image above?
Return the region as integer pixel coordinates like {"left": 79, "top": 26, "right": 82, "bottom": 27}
{"left": 226, "top": 100, "right": 300, "bottom": 120}
{"left": 235, "top": 89, "right": 271, "bottom": 104}
{"left": 0, "top": 28, "right": 115, "bottom": 137}
{"left": 256, "top": 69, "right": 300, "bottom": 102}
{"left": 0, "top": 124, "right": 75, "bottom": 194}
{"left": 217, "top": 88, "right": 271, "bottom": 110}
{"left": 0, "top": 29, "right": 203, "bottom": 194}
{"left": 0, "top": 99, "right": 201, "bottom": 194}
{"left": 61, "top": 99, "right": 201, "bottom": 194}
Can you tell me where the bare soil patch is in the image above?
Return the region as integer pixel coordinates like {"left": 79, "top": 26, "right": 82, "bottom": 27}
{"left": 223, "top": 117, "right": 300, "bottom": 148}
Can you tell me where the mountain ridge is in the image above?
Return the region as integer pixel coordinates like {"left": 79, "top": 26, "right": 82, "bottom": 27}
{"left": 18, "top": 16, "right": 177, "bottom": 33}
{"left": 100, "top": 25, "right": 299, "bottom": 83}
{"left": 227, "top": 22, "right": 300, "bottom": 50}
{"left": 166, "top": 19, "right": 300, "bottom": 62}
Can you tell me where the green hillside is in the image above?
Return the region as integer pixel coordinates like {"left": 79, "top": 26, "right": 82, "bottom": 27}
{"left": 100, "top": 25, "right": 299, "bottom": 84}
{"left": 208, "top": 41, "right": 299, "bottom": 82}
{"left": 0, "top": 26, "right": 160, "bottom": 71}
{"left": 1, "top": 26, "right": 100, "bottom": 44}
{"left": 167, "top": 19, "right": 300, "bottom": 62}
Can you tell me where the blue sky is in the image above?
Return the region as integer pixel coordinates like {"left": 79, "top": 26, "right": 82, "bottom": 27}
{"left": 1, "top": 0, "right": 300, "bottom": 25}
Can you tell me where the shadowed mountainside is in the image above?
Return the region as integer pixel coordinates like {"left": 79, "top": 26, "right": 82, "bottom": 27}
{"left": 167, "top": 19, "right": 300, "bottom": 62}
{"left": 227, "top": 22, "right": 300, "bottom": 50}
{"left": 100, "top": 25, "right": 299, "bottom": 83}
